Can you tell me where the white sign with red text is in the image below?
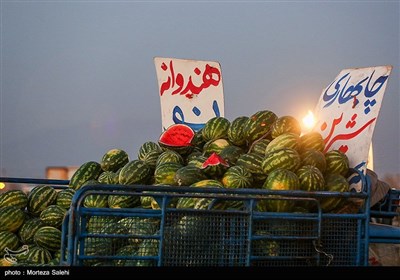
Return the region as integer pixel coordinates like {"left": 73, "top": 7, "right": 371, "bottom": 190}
{"left": 154, "top": 57, "right": 224, "bottom": 132}
{"left": 312, "top": 65, "right": 392, "bottom": 191}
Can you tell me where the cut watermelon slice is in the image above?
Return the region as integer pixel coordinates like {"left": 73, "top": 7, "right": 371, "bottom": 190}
{"left": 159, "top": 124, "right": 195, "bottom": 147}
{"left": 201, "top": 152, "right": 229, "bottom": 169}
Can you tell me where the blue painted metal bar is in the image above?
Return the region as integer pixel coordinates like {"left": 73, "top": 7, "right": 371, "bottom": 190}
{"left": 59, "top": 211, "right": 70, "bottom": 266}
{"left": 0, "top": 177, "right": 69, "bottom": 185}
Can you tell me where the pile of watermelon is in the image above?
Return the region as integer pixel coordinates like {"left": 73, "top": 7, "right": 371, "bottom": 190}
{"left": 0, "top": 185, "right": 74, "bottom": 266}
{"left": 68, "top": 109, "right": 351, "bottom": 213}
{"left": 0, "top": 109, "right": 353, "bottom": 266}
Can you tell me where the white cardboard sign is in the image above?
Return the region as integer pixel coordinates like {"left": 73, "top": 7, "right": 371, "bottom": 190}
{"left": 154, "top": 57, "right": 225, "bottom": 131}
{"left": 312, "top": 65, "right": 392, "bottom": 190}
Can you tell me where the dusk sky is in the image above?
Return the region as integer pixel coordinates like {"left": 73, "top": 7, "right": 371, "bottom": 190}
{"left": 1, "top": 1, "right": 399, "bottom": 179}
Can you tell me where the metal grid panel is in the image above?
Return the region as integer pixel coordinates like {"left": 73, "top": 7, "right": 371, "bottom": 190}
{"left": 251, "top": 218, "right": 318, "bottom": 266}
{"left": 71, "top": 212, "right": 364, "bottom": 266}
{"left": 162, "top": 211, "right": 249, "bottom": 266}
{"left": 320, "top": 218, "right": 362, "bottom": 266}
{"left": 251, "top": 217, "right": 362, "bottom": 266}
{"left": 77, "top": 214, "right": 161, "bottom": 266}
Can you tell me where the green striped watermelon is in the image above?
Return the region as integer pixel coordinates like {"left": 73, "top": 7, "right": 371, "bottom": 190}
{"left": 299, "top": 132, "right": 325, "bottom": 153}
{"left": 56, "top": 188, "right": 75, "bottom": 209}
{"left": 174, "top": 165, "right": 208, "bottom": 187}
{"left": 222, "top": 166, "right": 253, "bottom": 189}
{"left": 97, "top": 171, "right": 119, "bottom": 184}
{"left": 243, "top": 110, "right": 278, "bottom": 144}
{"left": 185, "top": 148, "right": 203, "bottom": 164}
{"left": 0, "top": 231, "right": 20, "bottom": 253}
{"left": 191, "top": 129, "right": 206, "bottom": 150}
{"left": 39, "top": 205, "right": 66, "bottom": 228}
{"left": 202, "top": 138, "right": 230, "bottom": 156}
{"left": 25, "top": 245, "right": 52, "bottom": 264}
{"left": 187, "top": 155, "right": 207, "bottom": 169}
{"left": 263, "top": 168, "right": 300, "bottom": 191}
{"left": 33, "top": 226, "right": 62, "bottom": 252}
{"left": 265, "top": 132, "right": 300, "bottom": 154}
{"left": 138, "top": 142, "right": 163, "bottom": 169}
{"left": 145, "top": 191, "right": 179, "bottom": 210}
{"left": 227, "top": 116, "right": 249, "bottom": 147}
{"left": 108, "top": 193, "right": 140, "bottom": 209}
{"left": 219, "top": 145, "right": 245, "bottom": 165}
{"left": 321, "top": 173, "right": 349, "bottom": 212}
{"left": 100, "top": 148, "right": 129, "bottom": 172}
{"left": 154, "top": 162, "right": 183, "bottom": 185}
{"left": 236, "top": 153, "right": 265, "bottom": 178}
{"left": 82, "top": 180, "right": 107, "bottom": 208}
{"left": 176, "top": 179, "right": 223, "bottom": 209}
{"left": 193, "top": 197, "right": 223, "bottom": 210}
{"left": 156, "top": 150, "right": 185, "bottom": 167}
{"left": 296, "top": 165, "right": 325, "bottom": 211}
{"left": 0, "top": 206, "right": 25, "bottom": 232}
{"left": 140, "top": 193, "right": 154, "bottom": 209}
{"left": 249, "top": 139, "right": 271, "bottom": 156}
{"left": 138, "top": 142, "right": 163, "bottom": 160}
{"left": 296, "top": 165, "right": 325, "bottom": 192}
{"left": 84, "top": 193, "right": 108, "bottom": 208}
{"left": 0, "top": 190, "right": 28, "bottom": 209}
{"left": 27, "top": 185, "right": 58, "bottom": 216}
{"left": 325, "top": 150, "right": 349, "bottom": 176}
{"left": 270, "top": 115, "right": 301, "bottom": 139}
{"left": 18, "top": 218, "right": 45, "bottom": 244}
{"left": 201, "top": 117, "right": 230, "bottom": 142}
{"left": 69, "top": 161, "right": 102, "bottom": 190}
{"left": 259, "top": 168, "right": 300, "bottom": 212}
{"left": 140, "top": 150, "right": 161, "bottom": 169}
{"left": 300, "top": 149, "right": 327, "bottom": 173}
{"left": 119, "top": 160, "right": 153, "bottom": 185}
{"left": 82, "top": 179, "right": 101, "bottom": 188}
{"left": 262, "top": 147, "right": 301, "bottom": 175}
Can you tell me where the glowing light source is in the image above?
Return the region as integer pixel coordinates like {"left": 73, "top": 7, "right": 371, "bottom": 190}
{"left": 367, "top": 144, "right": 374, "bottom": 171}
{"left": 302, "top": 110, "right": 316, "bottom": 131}
{"left": 0, "top": 182, "right": 5, "bottom": 190}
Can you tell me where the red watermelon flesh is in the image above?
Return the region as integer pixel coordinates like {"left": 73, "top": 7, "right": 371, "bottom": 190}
{"left": 159, "top": 124, "right": 195, "bottom": 147}
{"left": 202, "top": 152, "right": 229, "bottom": 168}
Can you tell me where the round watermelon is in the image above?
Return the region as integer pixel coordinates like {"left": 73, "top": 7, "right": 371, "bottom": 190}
{"left": 101, "top": 148, "right": 129, "bottom": 172}
{"left": 325, "top": 150, "right": 349, "bottom": 176}
{"left": 222, "top": 165, "right": 253, "bottom": 189}
{"left": 270, "top": 115, "right": 301, "bottom": 139}
{"left": 262, "top": 147, "right": 301, "bottom": 175}
{"left": 202, "top": 117, "right": 230, "bottom": 142}
{"left": 227, "top": 116, "right": 249, "bottom": 146}
{"left": 259, "top": 168, "right": 300, "bottom": 212}
{"left": 243, "top": 110, "right": 278, "bottom": 144}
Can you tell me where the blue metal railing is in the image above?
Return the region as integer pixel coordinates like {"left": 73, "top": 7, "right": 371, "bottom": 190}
{"left": 2, "top": 168, "right": 398, "bottom": 266}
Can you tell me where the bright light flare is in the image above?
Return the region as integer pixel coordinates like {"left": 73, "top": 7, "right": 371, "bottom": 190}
{"left": 302, "top": 110, "right": 316, "bottom": 131}
{"left": 0, "top": 183, "right": 5, "bottom": 190}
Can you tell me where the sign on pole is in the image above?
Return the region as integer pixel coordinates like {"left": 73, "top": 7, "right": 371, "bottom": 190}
{"left": 312, "top": 65, "right": 392, "bottom": 190}
{"left": 154, "top": 57, "right": 224, "bottom": 132}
